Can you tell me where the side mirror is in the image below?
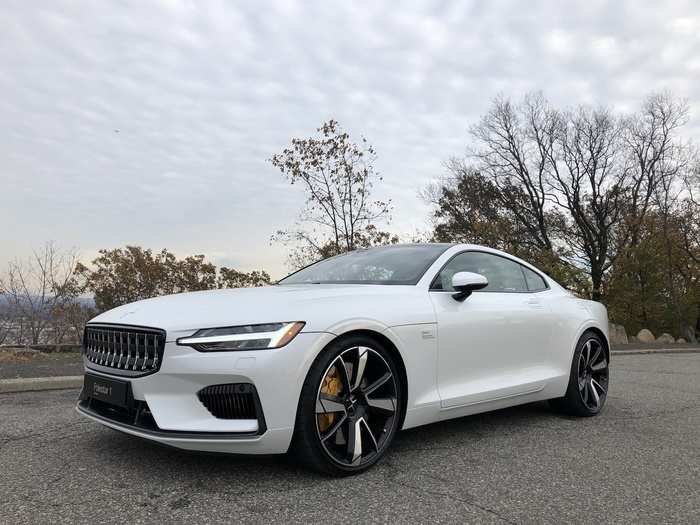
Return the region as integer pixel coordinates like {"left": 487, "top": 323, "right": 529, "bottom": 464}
{"left": 451, "top": 271, "right": 488, "bottom": 301}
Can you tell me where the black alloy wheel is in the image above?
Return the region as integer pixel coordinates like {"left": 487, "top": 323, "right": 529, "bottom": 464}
{"left": 291, "top": 335, "right": 403, "bottom": 475}
{"left": 576, "top": 337, "right": 609, "bottom": 412}
{"left": 550, "top": 331, "right": 610, "bottom": 416}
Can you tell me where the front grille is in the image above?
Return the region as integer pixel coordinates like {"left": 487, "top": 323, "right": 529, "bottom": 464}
{"left": 198, "top": 384, "right": 260, "bottom": 420}
{"left": 83, "top": 324, "right": 165, "bottom": 377}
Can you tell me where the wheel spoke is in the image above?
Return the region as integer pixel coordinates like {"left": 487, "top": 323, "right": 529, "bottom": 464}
{"left": 363, "top": 372, "right": 392, "bottom": 396}
{"left": 316, "top": 394, "right": 346, "bottom": 414}
{"left": 591, "top": 358, "right": 608, "bottom": 372}
{"left": 353, "top": 347, "right": 368, "bottom": 391}
{"left": 578, "top": 373, "right": 586, "bottom": 389}
{"left": 590, "top": 344, "right": 602, "bottom": 367}
{"left": 591, "top": 378, "right": 607, "bottom": 396}
{"left": 581, "top": 381, "right": 589, "bottom": 403}
{"left": 320, "top": 413, "right": 348, "bottom": 442}
{"left": 347, "top": 418, "right": 363, "bottom": 464}
{"left": 367, "top": 397, "right": 396, "bottom": 415}
{"left": 588, "top": 379, "right": 600, "bottom": 408}
{"left": 583, "top": 341, "right": 591, "bottom": 367}
{"left": 360, "top": 417, "right": 379, "bottom": 452}
{"left": 333, "top": 356, "right": 352, "bottom": 392}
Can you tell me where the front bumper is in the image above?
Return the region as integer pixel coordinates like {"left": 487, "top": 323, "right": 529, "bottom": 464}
{"left": 76, "top": 331, "right": 335, "bottom": 454}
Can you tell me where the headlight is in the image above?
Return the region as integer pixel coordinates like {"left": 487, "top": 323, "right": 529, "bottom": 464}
{"left": 176, "top": 321, "right": 305, "bottom": 352}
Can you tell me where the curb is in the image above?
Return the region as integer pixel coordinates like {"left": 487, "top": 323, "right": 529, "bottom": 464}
{"left": 611, "top": 348, "right": 700, "bottom": 356}
{"left": 0, "top": 376, "right": 83, "bottom": 394}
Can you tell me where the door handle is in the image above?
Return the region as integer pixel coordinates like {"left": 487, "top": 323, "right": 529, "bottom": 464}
{"left": 525, "top": 297, "right": 543, "bottom": 308}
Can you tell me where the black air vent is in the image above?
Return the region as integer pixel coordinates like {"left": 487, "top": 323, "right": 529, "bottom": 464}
{"left": 197, "top": 383, "right": 260, "bottom": 420}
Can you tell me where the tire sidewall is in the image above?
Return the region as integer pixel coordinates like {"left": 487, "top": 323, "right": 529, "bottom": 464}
{"left": 296, "top": 334, "right": 404, "bottom": 475}
{"left": 566, "top": 331, "right": 608, "bottom": 415}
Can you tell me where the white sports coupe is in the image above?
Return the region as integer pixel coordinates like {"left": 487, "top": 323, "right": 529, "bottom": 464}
{"left": 77, "top": 243, "right": 610, "bottom": 475}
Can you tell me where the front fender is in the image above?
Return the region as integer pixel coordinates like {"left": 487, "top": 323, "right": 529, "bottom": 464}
{"left": 323, "top": 317, "right": 391, "bottom": 337}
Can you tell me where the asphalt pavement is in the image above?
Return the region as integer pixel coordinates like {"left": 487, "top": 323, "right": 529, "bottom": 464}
{"left": 1, "top": 353, "right": 698, "bottom": 524}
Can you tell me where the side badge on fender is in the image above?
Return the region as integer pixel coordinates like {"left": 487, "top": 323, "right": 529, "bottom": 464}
{"left": 421, "top": 328, "right": 436, "bottom": 340}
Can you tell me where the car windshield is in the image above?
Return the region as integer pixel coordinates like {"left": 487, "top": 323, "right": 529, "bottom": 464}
{"left": 278, "top": 244, "right": 451, "bottom": 285}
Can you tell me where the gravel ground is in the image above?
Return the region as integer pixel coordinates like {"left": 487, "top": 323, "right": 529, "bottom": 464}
{"left": 0, "top": 353, "right": 699, "bottom": 524}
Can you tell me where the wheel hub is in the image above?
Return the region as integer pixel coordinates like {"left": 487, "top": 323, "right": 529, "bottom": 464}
{"left": 346, "top": 397, "right": 357, "bottom": 415}
{"left": 345, "top": 393, "right": 367, "bottom": 417}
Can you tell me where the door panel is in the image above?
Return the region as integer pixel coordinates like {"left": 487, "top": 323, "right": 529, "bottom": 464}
{"left": 428, "top": 250, "right": 556, "bottom": 409}
{"left": 431, "top": 291, "right": 554, "bottom": 408}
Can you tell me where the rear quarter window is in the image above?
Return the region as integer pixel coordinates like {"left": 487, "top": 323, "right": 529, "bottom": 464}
{"left": 522, "top": 266, "right": 548, "bottom": 292}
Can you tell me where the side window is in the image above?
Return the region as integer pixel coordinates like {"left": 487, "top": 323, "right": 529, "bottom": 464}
{"left": 432, "top": 252, "right": 528, "bottom": 292}
{"left": 522, "top": 266, "right": 548, "bottom": 292}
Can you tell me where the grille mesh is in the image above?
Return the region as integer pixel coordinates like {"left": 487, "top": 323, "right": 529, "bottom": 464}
{"left": 83, "top": 324, "right": 165, "bottom": 377}
{"left": 197, "top": 384, "right": 258, "bottom": 419}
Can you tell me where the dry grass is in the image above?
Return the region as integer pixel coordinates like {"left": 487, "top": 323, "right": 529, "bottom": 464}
{"left": 0, "top": 350, "right": 33, "bottom": 363}
{"left": 0, "top": 349, "right": 79, "bottom": 364}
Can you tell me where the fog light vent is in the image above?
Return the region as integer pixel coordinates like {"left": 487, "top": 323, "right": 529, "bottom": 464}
{"left": 197, "top": 383, "right": 259, "bottom": 420}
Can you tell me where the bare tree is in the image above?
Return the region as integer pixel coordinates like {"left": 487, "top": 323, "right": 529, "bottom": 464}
{"left": 50, "top": 301, "right": 96, "bottom": 344}
{"left": 462, "top": 92, "right": 695, "bottom": 300}
{"left": 0, "top": 308, "right": 11, "bottom": 345}
{"left": 270, "top": 120, "right": 395, "bottom": 267}
{"left": 424, "top": 162, "right": 588, "bottom": 290}
{"left": 424, "top": 161, "right": 546, "bottom": 252}
{"left": 0, "top": 242, "right": 81, "bottom": 345}
{"left": 469, "top": 93, "right": 558, "bottom": 253}
{"left": 622, "top": 92, "right": 692, "bottom": 243}
{"left": 677, "top": 157, "right": 700, "bottom": 265}
{"left": 546, "top": 105, "right": 627, "bottom": 299}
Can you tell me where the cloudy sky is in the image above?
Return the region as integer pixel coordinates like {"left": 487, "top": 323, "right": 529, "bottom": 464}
{"left": 1, "top": 0, "right": 699, "bottom": 278}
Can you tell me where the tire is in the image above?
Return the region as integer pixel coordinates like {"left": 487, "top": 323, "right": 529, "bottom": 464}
{"left": 289, "top": 334, "right": 404, "bottom": 476}
{"left": 550, "top": 331, "right": 610, "bottom": 416}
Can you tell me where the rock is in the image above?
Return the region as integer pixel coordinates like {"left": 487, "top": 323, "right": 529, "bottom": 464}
{"left": 608, "top": 323, "right": 628, "bottom": 345}
{"left": 682, "top": 326, "right": 697, "bottom": 343}
{"left": 656, "top": 333, "right": 675, "bottom": 344}
{"left": 676, "top": 338, "right": 687, "bottom": 344}
{"left": 636, "top": 329, "right": 655, "bottom": 343}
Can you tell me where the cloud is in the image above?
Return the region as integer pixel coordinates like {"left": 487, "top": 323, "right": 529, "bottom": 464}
{"left": 1, "top": 0, "right": 698, "bottom": 277}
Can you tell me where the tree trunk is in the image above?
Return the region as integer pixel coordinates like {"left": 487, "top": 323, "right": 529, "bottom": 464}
{"left": 591, "top": 268, "right": 603, "bottom": 302}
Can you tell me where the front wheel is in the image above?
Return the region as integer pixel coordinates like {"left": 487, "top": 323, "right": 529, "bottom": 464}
{"left": 550, "top": 331, "right": 610, "bottom": 416}
{"left": 290, "top": 335, "right": 403, "bottom": 476}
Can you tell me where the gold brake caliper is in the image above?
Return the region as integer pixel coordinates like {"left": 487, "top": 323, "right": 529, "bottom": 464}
{"left": 318, "top": 365, "right": 343, "bottom": 432}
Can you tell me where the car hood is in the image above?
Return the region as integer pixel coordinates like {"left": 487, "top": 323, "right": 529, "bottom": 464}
{"left": 89, "top": 284, "right": 434, "bottom": 340}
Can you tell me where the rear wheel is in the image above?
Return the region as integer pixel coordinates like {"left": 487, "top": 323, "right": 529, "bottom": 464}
{"left": 550, "top": 331, "right": 609, "bottom": 416}
{"left": 290, "top": 335, "right": 403, "bottom": 476}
